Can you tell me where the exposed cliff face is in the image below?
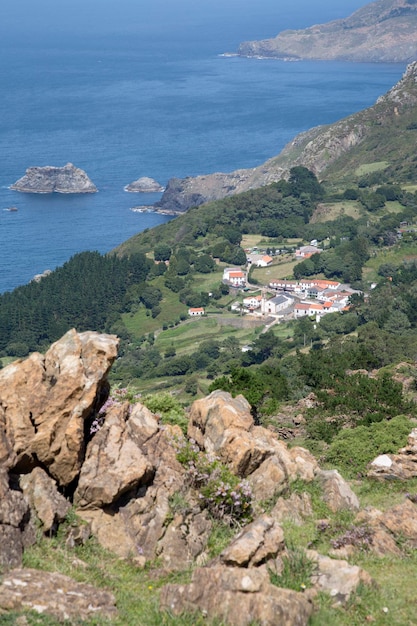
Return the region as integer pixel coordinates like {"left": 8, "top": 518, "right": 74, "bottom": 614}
{"left": 238, "top": 0, "right": 417, "bottom": 63}
{"left": 155, "top": 62, "right": 417, "bottom": 213}
{"left": 11, "top": 162, "right": 97, "bottom": 193}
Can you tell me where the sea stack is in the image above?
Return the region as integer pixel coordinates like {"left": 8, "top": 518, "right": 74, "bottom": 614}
{"left": 11, "top": 163, "right": 98, "bottom": 193}
{"left": 124, "top": 176, "right": 165, "bottom": 193}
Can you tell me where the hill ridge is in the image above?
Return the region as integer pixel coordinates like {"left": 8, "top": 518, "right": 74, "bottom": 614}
{"left": 237, "top": 0, "right": 417, "bottom": 63}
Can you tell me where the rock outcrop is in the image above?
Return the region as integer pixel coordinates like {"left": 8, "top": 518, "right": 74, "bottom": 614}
{"left": 237, "top": 0, "right": 417, "bottom": 63}
{"left": 0, "top": 569, "right": 117, "bottom": 622}
{"left": 0, "top": 328, "right": 118, "bottom": 486}
{"left": 188, "top": 390, "right": 318, "bottom": 501}
{"left": 124, "top": 176, "right": 164, "bottom": 192}
{"left": 153, "top": 62, "right": 417, "bottom": 214}
{"left": 11, "top": 162, "right": 97, "bottom": 193}
{"left": 160, "top": 565, "right": 315, "bottom": 626}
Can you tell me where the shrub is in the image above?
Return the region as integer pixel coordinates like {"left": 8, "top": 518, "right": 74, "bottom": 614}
{"left": 142, "top": 392, "right": 188, "bottom": 433}
{"left": 325, "top": 414, "right": 412, "bottom": 478}
{"left": 174, "top": 439, "right": 253, "bottom": 525}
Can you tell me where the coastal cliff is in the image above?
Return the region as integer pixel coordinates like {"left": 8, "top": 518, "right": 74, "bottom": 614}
{"left": 237, "top": 0, "right": 417, "bottom": 63}
{"left": 155, "top": 61, "right": 417, "bottom": 214}
{"left": 11, "top": 162, "right": 97, "bottom": 194}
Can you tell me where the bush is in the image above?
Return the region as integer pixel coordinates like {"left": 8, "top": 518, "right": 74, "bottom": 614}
{"left": 175, "top": 443, "right": 253, "bottom": 525}
{"left": 142, "top": 392, "right": 188, "bottom": 433}
{"left": 325, "top": 415, "right": 412, "bottom": 478}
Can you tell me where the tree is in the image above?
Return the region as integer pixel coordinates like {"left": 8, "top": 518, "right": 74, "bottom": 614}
{"left": 194, "top": 254, "right": 215, "bottom": 273}
{"left": 288, "top": 166, "right": 324, "bottom": 199}
{"left": 154, "top": 244, "right": 172, "bottom": 262}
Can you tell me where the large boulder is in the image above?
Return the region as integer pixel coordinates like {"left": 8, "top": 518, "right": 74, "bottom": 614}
{"left": 307, "top": 550, "right": 373, "bottom": 604}
{"left": 77, "top": 426, "right": 193, "bottom": 564}
{"left": 219, "top": 515, "right": 285, "bottom": 568}
{"left": 0, "top": 470, "right": 35, "bottom": 570}
{"left": 124, "top": 176, "right": 164, "bottom": 192}
{"left": 316, "top": 469, "right": 360, "bottom": 513}
{"left": 74, "top": 402, "right": 157, "bottom": 508}
{"left": 19, "top": 467, "right": 71, "bottom": 534}
{"left": 160, "top": 565, "right": 314, "bottom": 626}
{"left": 188, "top": 391, "right": 318, "bottom": 501}
{"left": 0, "top": 329, "right": 118, "bottom": 486}
{"left": 0, "top": 569, "right": 117, "bottom": 621}
{"left": 11, "top": 162, "right": 97, "bottom": 193}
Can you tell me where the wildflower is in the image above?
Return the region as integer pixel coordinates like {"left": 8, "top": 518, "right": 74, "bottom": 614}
{"left": 148, "top": 585, "right": 153, "bottom": 591}
{"left": 382, "top": 607, "right": 389, "bottom": 614}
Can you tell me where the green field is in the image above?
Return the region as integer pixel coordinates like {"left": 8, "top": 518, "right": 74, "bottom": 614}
{"left": 311, "top": 200, "right": 362, "bottom": 222}
{"left": 355, "top": 161, "right": 390, "bottom": 176}
{"left": 251, "top": 258, "right": 299, "bottom": 283}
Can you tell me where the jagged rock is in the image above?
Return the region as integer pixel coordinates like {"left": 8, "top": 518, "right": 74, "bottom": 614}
{"left": 316, "top": 469, "right": 360, "bottom": 513}
{"left": 0, "top": 470, "right": 35, "bottom": 570}
{"left": 11, "top": 163, "right": 97, "bottom": 193}
{"left": 368, "top": 428, "right": 417, "bottom": 480}
{"left": 160, "top": 565, "right": 314, "bottom": 626}
{"left": 353, "top": 506, "right": 403, "bottom": 558}
{"left": 188, "top": 391, "right": 318, "bottom": 501}
{"left": 124, "top": 176, "right": 164, "bottom": 192}
{"left": 0, "top": 329, "right": 118, "bottom": 486}
{"left": 74, "top": 402, "right": 157, "bottom": 508}
{"left": 75, "top": 507, "right": 139, "bottom": 558}
{"left": 219, "top": 515, "right": 285, "bottom": 567}
{"left": 248, "top": 456, "right": 288, "bottom": 501}
{"left": 237, "top": 0, "right": 417, "bottom": 63}
{"left": 19, "top": 467, "right": 71, "bottom": 534}
{"left": 307, "top": 550, "right": 373, "bottom": 604}
{"left": 380, "top": 499, "right": 417, "bottom": 546}
{"left": 270, "top": 492, "right": 313, "bottom": 526}
{"left": 188, "top": 390, "right": 254, "bottom": 452}
{"left": 77, "top": 426, "right": 189, "bottom": 563}
{"left": 157, "top": 510, "right": 213, "bottom": 570}
{"left": 0, "top": 569, "right": 117, "bottom": 621}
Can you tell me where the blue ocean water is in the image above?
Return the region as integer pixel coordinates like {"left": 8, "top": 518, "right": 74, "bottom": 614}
{"left": 0, "top": 0, "right": 406, "bottom": 293}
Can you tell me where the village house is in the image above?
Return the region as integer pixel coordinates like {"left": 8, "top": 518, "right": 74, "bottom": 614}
{"left": 257, "top": 255, "right": 273, "bottom": 267}
{"left": 269, "top": 279, "right": 340, "bottom": 295}
{"left": 295, "top": 245, "right": 322, "bottom": 259}
{"left": 247, "top": 253, "right": 273, "bottom": 267}
{"left": 262, "top": 294, "right": 294, "bottom": 316}
{"left": 243, "top": 295, "right": 263, "bottom": 310}
{"left": 188, "top": 307, "right": 205, "bottom": 317}
{"left": 294, "top": 302, "right": 326, "bottom": 321}
{"left": 223, "top": 267, "right": 246, "bottom": 287}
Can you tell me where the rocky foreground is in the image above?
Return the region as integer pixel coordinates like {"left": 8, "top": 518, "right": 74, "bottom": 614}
{"left": 1, "top": 329, "right": 417, "bottom": 623}
{"left": 11, "top": 162, "right": 97, "bottom": 193}
{"left": 238, "top": 0, "right": 417, "bottom": 63}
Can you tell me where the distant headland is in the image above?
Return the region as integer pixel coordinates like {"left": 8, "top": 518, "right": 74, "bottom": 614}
{"left": 11, "top": 163, "right": 97, "bottom": 194}
{"left": 237, "top": 0, "right": 417, "bottom": 63}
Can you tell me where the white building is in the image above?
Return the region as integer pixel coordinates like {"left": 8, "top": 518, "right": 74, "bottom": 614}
{"left": 262, "top": 294, "right": 293, "bottom": 315}
{"left": 223, "top": 267, "right": 246, "bottom": 287}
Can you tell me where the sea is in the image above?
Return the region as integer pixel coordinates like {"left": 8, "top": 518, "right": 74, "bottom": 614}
{"left": 0, "top": 0, "right": 407, "bottom": 293}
